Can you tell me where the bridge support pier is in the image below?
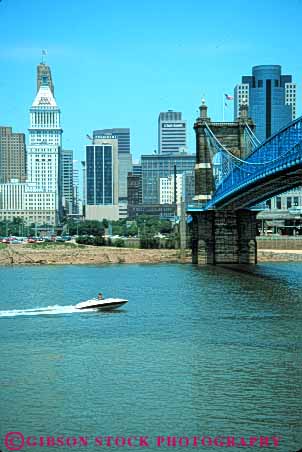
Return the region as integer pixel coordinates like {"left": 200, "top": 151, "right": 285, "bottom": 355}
{"left": 192, "top": 209, "right": 257, "bottom": 265}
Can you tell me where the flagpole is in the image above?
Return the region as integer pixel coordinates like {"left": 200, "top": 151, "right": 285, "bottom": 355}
{"left": 222, "top": 94, "right": 225, "bottom": 122}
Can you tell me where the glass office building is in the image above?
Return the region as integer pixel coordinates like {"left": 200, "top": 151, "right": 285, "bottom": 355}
{"left": 86, "top": 145, "right": 113, "bottom": 205}
{"left": 141, "top": 153, "right": 195, "bottom": 204}
{"left": 234, "top": 65, "right": 295, "bottom": 142}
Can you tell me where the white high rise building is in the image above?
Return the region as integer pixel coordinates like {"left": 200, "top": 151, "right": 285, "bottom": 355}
{"left": 285, "top": 82, "right": 297, "bottom": 119}
{"left": 0, "top": 65, "right": 63, "bottom": 226}
{"left": 158, "top": 111, "right": 187, "bottom": 154}
{"left": 27, "top": 74, "right": 63, "bottom": 214}
{"left": 234, "top": 83, "right": 249, "bottom": 119}
{"left": 159, "top": 174, "right": 184, "bottom": 205}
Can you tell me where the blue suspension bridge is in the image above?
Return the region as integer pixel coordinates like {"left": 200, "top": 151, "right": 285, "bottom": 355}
{"left": 188, "top": 102, "right": 302, "bottom": 265}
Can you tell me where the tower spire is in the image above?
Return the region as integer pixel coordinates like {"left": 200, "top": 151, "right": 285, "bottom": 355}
{"left": 41, "top": 49, "right": 47, "bottom": 64}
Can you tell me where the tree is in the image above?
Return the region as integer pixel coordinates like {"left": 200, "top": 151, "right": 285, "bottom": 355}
{"left": 102, "top": 218, "right": 109, "bottom": 229}
{"left": 159, "top": 220, "right": 172, "bottom": 234}
{"left": 76, "top": 220, "right": 104, "bottom": 236}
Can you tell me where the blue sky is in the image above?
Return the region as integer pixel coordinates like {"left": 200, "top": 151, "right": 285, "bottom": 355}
{"left": 0, "top": 0, "right": 301, "bottom": 166}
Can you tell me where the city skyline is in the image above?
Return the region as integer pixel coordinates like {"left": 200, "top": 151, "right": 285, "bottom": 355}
{"left": 0, "top": 0, "right": 301, "bottom": 163}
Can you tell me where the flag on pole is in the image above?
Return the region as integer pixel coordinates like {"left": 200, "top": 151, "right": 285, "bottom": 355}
{"left": 42, "top": 49, "right": 47, "bottom": 56}
{"left": 224, "top": 93, "right": 234, "bottom": 100}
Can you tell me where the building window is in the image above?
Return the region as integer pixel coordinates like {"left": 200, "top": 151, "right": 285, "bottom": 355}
{"left": 258, "top": 80, "right": 263, "bottom": 88}
{"left": 276, "top": 197, "right": 281, "bottom": 209}
{"left": 287, "top": 197, "right": 292, "bottom": 209}
{"left": 275, "top": 80, "right": 279, "bottom": 87}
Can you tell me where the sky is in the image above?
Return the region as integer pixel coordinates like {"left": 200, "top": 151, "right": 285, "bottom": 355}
{"left": 0, "top": 0, "right": 301, "bottom": 169}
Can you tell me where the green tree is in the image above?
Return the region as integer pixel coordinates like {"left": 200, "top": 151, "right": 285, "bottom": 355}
{"left": 102, "top": 218, "right": 109, "bottom": 229}
{"left": 77, "top": 220, "right": 104, "bottom": 236}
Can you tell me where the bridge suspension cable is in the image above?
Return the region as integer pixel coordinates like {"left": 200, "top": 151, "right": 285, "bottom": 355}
{"left": 205, "top": 116, "right": 302, "bottom": 207}
{"left": 205, "top": 122, "right": 302, "bottom": 167}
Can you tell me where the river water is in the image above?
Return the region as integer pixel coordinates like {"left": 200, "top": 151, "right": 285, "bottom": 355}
{"left": 0, "top": 263, "right": 301, "bottom": 452}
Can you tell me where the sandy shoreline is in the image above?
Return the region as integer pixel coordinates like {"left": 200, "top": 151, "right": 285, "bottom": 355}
{"left": 0, "top": 244, "right": 302, "bottom": 265}
{"left": 0, "top": 245, "right": 191, "bottom": 266}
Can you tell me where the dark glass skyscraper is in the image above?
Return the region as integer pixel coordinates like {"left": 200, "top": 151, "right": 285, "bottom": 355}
{"left": 86, "top": 145, "right": 113, "bottom": 205}
{"left": 234, "top": 65, "right": 296, "bottom": 142}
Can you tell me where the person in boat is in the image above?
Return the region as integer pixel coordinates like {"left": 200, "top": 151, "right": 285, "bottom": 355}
{"left": 97, "top": 292, "right": 104, "bottom": 300}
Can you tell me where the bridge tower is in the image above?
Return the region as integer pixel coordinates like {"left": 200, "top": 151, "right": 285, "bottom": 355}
{"left": 191, "top": 101, "right": 258, "bottom": 265}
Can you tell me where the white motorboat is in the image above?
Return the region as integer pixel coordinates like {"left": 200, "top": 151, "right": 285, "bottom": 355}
{"left": 75, "top": 298, "right": 128, "bottom": 311}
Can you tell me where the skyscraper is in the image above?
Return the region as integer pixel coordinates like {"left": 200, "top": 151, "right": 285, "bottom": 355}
{"left": 234, "top": 65, "right": 295, "bottom": 142}
{"left": 93, "top": 128, "right": 132, "bottom": 204}
{"left": 72, "top": 166, "right": 80, "bottom": 215}
{"left": 93, "top": 128, "right": 130, "bottom": 154}
{"left": 0, "top": 126, "right": 26, "bottom": 183}
{"left": 141, "top": 153, "right": 195, "bottom": 204}
{"left": 158, "top": 111, "right": 187, "bottom": 154}
{"left": 28, "top": 68, "right": 63, "bottom": 214}
{"left": 85, "top": 136, "right": 119, "bottom": 221}
{"left": 61, "top": 149, "right": 74, "bottom": 215}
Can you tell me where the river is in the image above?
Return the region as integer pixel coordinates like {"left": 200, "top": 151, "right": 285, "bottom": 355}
{"left": 0, "top": 263, "right": 301, "bottom": 451}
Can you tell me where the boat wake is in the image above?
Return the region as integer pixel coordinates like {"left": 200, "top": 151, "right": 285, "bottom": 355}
{"left": 0, "top": 304, "right": 95, "bottom": 318}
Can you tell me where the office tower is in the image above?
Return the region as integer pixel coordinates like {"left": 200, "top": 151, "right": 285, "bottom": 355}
{"left": 160, "top": 174, "right": 183, "bottom": 205}
{"left": 158, "top": 111, "right": 187, "bottom": 154}
{"left": 234, "top": 84, "right": 249, "bottom": 119}
{"left": 93, "top": 128, "right": 130, "bottom": 154}
{"left": 37, "top": 62, "right": 54, "bottom": 95}
{"left": 27, "top": 66, "right": 63, "bottom": 218}
{"left": 285, "top": 82, "right": 297, "bottom": 119}
{"left": 234, "top": 65, "right": 295, "bottom": 142}
{"left": 132, "top": 163, "right": 142, "bottom": 177}
{"left": 0, "top": 63, "right": 62, "bottom": 226}
{"left": 127, "top": 173, "right": 142, "bottom": 206}
{"left": 85, "top": 136, "right": 119, "bottom": 221}
{"left": 0, "top": 127, "right": 26, "bottom": 183}
{"left": 61, "top": 149, "right": 74, "bottom": 215}
{"left": 81, "top": 161, "right": 86, "bottom": 207}
{"left": 73, "top": 167, "right": 80, "bottom": 215}
{"left": 93, "top": 128, "right": 132, "bottom": 205}
{"left": 141, "top": 153, "right": 195, "bottom": 204}
{"left": 183, "top": 170, "right": 195, "bottom": 204}
{"left": 118, "top": 153, "right": 132, "bottom": 202}
{"left": 128, "top": 163, "right": 142, "bottom": 205}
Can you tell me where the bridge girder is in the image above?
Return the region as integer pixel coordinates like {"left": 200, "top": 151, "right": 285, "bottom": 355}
{"left": 214, "top": 164, "right": 302, "bottom": 210}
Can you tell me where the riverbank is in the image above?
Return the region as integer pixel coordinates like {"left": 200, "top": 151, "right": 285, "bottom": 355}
{"left": 1, "top": 244, "right": 302, "bottom": 265}
{"left": 0, "top": 244, "right": 191, "bottom": 265}
{"left": 258, "top": 249, "right": 302, "bottom": 262}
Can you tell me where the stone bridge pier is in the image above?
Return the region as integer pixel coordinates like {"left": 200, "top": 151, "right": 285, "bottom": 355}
{"left": 192, "top": 209, "right": 258, "bottom": 265}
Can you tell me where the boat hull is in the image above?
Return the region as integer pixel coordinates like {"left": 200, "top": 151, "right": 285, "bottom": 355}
{"left": 75, "top": 298, "right": 128, "bottom": 311}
